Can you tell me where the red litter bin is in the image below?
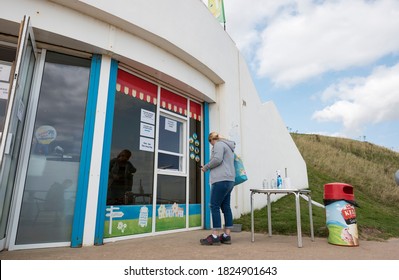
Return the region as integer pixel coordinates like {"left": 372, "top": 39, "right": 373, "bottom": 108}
{"left": 323, "top": 183, "right": 359, "bottom": 246}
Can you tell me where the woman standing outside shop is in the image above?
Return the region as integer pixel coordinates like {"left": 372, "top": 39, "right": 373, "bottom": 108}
{"left": 200, "top": 132, "right": 235, "bottom": 245}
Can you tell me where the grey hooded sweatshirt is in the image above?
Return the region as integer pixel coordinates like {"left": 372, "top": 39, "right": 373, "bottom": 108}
{"left": 203, "top": 139, "right": 236, "bottom": 185}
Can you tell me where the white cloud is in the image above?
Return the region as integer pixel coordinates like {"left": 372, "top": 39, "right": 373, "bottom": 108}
{"left": 226, "top": 0, "right": 399, "bottom": 87}
{"left": 220, "top": 0, "right": 399, "bottom": 142}
{"left": 312, "top": 63, "right": 399, "bottom": 135}
{"left": 222, "top": 0, "right": 294, "bottom": 57}
{"left": 203, "top": 0, "right": 399, "bottom": 150}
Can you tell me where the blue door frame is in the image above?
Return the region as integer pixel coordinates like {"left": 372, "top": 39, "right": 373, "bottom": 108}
{"left": 203, "top": 102, "right": 211, "bottom": 229}
{"left": 71, "top": 54, "right": 101, "bottom": 247}
{"left": 94, "top": 59, "right": 118, "bottom": 245}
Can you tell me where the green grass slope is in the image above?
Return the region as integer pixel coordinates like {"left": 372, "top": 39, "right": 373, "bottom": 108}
{"left": 235, "top": 133, "right": 399, "bottom": 241}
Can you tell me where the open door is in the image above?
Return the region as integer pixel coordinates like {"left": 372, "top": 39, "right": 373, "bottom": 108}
{"left": 0, "top": 15, "right": 37, "bottom": 251}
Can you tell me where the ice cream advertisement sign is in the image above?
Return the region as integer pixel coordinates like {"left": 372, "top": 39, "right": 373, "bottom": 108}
{"left": 341, "top": 204, "right": 356, "bottom": 225}
{"left": 325, "top": 201, "right": 359, "bottom": 246}
{"left": 35, "top": 125, "right": 57, "bottom": 144}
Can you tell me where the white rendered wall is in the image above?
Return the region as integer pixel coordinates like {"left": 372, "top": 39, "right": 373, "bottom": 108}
{"left": 235, "top": 53, "right": 309, "bottom": 214}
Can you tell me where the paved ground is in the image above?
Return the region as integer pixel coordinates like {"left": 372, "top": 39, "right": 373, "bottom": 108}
{"left": 1, "top": 230, "right": 398, "bottom": 260}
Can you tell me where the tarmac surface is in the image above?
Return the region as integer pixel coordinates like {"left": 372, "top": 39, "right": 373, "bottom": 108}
{"left": 1, "top": 230, "right": 399, "bottom": 260}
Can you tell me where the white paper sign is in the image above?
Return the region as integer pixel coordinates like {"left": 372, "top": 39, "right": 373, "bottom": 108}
{"left": 141, "top": 109, "right": 155, "bottom": 125}
{"left": 139, "top": 137, "right": 154, "bottom": 152}
{"left": 140, "top": 122, "right": 154, "bottom": 138}
{"left": 165, "top": 118, "right": 177, "bottom": 132}
{"left": 0, "top": 81, "right": 9, "bottom": 100}
{"left": 0, "top": 62, "right": 12, "bottom": 82}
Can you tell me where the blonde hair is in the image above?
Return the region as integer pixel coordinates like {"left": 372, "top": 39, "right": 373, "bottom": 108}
{"left": 208, "top": 131, "right": 224, "bottom": 143}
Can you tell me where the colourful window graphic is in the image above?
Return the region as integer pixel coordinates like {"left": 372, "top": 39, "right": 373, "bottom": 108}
{"left": 104, "top": 205, "right": 153, "bottom": 237}
{"left": 155, "top": 204, "right": 186, "bottom": 232}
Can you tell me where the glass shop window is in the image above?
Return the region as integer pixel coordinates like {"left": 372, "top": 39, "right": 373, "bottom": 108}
{"left": 106, "top": 69, "right": 157, "bottom": 206}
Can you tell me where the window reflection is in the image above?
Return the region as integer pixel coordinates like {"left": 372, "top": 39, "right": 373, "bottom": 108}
{"left": 16, "top": 51, "right": 90, "bottom": 245}
{"left": 158, "top": 116, "right": 182, "bottom": 152}
{"left": 107, "top": 149, "right": 137, "bottom": 205}
{"left": 158, "top": 153, "right": 180, "bottom": 170}
{"left": 157, "top": 115, "right": 184, "bottom": 171}
{"left": 157, "top": 175, "right": 186, "bottom": 204}
{"left": 106, "top": 86, "right": 155, "bottom": 206}
{"left": 30, "top": 54, "right": 91, "bottom": 159}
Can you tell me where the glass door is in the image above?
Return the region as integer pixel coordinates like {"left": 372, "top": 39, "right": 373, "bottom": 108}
{"left": 0, "top": 16, "right": 36, "bottom": 250}
{"left": 155, "top": 111, "right": 187, "bottom": 232}
{"left": 12, "top": 51, "right": 91, "bottom": 247}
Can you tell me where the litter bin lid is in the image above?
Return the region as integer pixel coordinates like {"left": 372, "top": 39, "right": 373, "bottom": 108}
{"left": 324, "top": 182, "right": 354, "bottom": 201}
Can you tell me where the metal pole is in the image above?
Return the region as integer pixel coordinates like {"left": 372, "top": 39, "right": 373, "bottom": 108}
{"left": 251, "top": 191, "right": 254, "bottom": 242}
{"left": 267, "top": 193, "right": 272, "bottom": 237}
{"left": 295, "top": 192, "right": 303, "bottom": 247}
{"left": 308, "top": 193, "right": 315, "bottom": 241}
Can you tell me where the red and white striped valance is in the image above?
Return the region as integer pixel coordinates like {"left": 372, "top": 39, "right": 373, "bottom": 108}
{"left": 189, "top": 100, "right": 202, "bottom": 121}
{"left": 116, "top": 69, "right": 202, "bottom": 121}
{"left": 116, "top": 69, "right": 157, "bottom": 105}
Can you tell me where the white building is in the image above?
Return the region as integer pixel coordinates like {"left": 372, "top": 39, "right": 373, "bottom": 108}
{"left": 0, "top": 0, "right": 307, "bottom": 251}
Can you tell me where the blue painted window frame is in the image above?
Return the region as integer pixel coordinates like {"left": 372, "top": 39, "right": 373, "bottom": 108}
{"left": 203, "top": 102, "right": 211, "bottom": 229}
{"left": 94, "top": 59, "right": 118, "bottom": 245}
{"left": 71, "top": 54, "right": 102, "bottom": 247}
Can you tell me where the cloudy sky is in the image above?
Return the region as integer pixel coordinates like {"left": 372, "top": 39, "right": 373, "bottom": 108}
{"left": 204, "top": 0, "right": 399, "bottom": 151}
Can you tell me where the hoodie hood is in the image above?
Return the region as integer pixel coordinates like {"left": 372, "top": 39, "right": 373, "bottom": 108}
{"left": 220, "top": 139, "right": 236, "bottom": 152}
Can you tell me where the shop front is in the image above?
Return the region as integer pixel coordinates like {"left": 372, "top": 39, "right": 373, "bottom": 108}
{"left": 1, "top": 0, "right": 309, "bottom": 252}
{"left": 0, "top": 16, "right": 205, "bottom": 251}
{"left": 98, "top": 68, "right": 203, "bottom": 241}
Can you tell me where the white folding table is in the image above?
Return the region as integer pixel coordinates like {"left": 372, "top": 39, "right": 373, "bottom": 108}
{"left": 250, "top": 188, "right": 315, "bottom": 248}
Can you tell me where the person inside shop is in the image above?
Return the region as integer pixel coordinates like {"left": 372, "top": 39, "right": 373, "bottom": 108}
{"left": 200, "top": 132, "right": 236, "bottom": 245}
{"left": 107, "top": 149, "right": 137, "bottom": 205}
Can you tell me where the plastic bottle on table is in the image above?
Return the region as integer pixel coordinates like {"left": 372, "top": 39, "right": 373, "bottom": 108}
{"left": 276, "top": 170, "right": 283, "bottom": 189}
{"left": 270, "top": 178, "right": 276, "bottom": 189}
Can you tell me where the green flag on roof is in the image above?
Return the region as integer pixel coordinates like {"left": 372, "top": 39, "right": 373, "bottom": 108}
{"left": 208, "top": 0, "right": 226, "bottom": 24}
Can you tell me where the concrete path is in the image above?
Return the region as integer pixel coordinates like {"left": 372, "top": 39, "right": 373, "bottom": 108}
{"left": 1, "top": 230, "right": 398, "bottom": 260}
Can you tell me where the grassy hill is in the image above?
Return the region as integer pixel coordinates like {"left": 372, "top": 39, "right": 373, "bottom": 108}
{"left": 235, "top": 133, "right": 399, "bottom": 241}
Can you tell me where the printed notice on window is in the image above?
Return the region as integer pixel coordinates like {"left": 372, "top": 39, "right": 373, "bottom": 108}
{"left": 165, "top": 118, "right": 177, "bottom": 132}
{"left": 139, "top": 136, "right": 154, "bottom": 152}
{"left": 0, "top": 62, "right": 12, "bottom": 82}
{"left": 140, "top": 122, "right": 154, "bottom": 138}
{"left": 141, "top": 109, "right": 155, "bottom": 125}
{"left": 0, "top": 81, "right": 9, "bottom": 100}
